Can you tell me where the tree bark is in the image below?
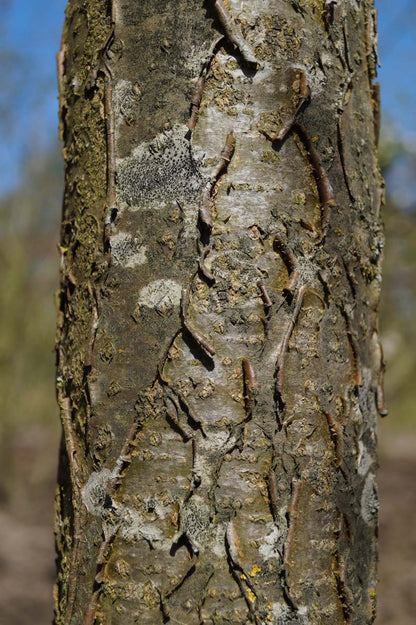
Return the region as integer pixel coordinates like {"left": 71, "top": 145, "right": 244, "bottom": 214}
{"left": 54, "top": 1, "right": 385, "bottom": 624}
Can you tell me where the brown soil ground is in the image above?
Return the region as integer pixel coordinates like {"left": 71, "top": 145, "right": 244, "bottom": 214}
{"left": 0, "top": 432, "right": 414, "bottom": 625}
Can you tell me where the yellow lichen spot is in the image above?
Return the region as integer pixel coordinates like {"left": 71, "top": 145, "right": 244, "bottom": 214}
{"left": 240, "top": 573, "right": 247, "bottom": 581}
{"left": 249, "top": 564, "right": 261, "bottom": 577}
{"left": 247, "top": 589, "right": 256, "bottom": 603}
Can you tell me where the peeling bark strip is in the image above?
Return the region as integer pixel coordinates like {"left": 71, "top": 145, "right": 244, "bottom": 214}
{"left": 284, "top": 479, "right": 303, "bottom": 568}
{"left": 212, "top": 0, "right": 261, "bottom": 67}
{"left": 187, "top": 73, "right": 206, "bottom": 131}
{"left": 273, "top": 234, "right": 299, "bottom": 295}
{"left": 323, "top": 410, "right": 344, "bottom": 468}
{"left": 294, "top": 124, "right": 337, "bottom": 241}
{"left": 181, "top": 288, "right": 216, "bottom": 357}
{"left": 275, "top": 285, "right": 306, "bottom": 402}
{"left": 55, "top": 1, "right": 384, "bottom": 624}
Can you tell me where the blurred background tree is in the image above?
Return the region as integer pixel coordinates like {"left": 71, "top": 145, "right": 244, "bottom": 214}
{"left": 0, "top": 1, "right": 414, "bottom": 624}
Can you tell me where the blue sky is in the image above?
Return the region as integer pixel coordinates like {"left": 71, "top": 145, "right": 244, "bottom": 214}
{"left": 376, "top": 0, "right": 416, "bottom": 137}
{"left": 0, "top": 0, "right": 414, "bottom": 196}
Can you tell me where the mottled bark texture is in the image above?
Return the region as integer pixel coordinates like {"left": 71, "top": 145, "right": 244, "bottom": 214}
{"left": 55, "top": 1, "right": 385, "bottom": 624}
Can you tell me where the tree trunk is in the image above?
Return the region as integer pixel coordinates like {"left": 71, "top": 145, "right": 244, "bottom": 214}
{"left": 54, "top": 1, "right": 384, "bottom": 624}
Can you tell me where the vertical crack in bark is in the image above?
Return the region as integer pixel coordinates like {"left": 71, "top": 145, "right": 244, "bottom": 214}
{"left": 274, "top": 285, "right": 306, "bottom": 412}
{"left": 323, "top": 409, "right": 344, "bottom": 468}
{"left": 283, "top": 480, "right": 302, "bottom": 568}
{"left": 282, "top": 479, "right": 303, "bottom": 610}
{"left": 342, "top": 21, "right": 353, "bottom": 74}
{"left": 267, "top": 467, "right": 280, "bottom": 524}
{"left": 340, "top": 306, "right": 364, "bottom": 387}
{"left": 197, "top": 133, "right": 236, "bottom": 284}
{"left": 83, "top": 535, "right": 117, "bottom": 625}
{"left": 337, "top": 122, "right": 355, "bottom": 203}
{"left": 334, "top": 553, "right": 354, "bottom": 625}
{"left": 242, "top": 358, "right": 259, "bottom": 419}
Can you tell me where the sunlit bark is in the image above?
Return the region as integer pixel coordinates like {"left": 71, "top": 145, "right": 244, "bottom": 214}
{"left": 54, "top": 1, "right": 384, "bottom": 623}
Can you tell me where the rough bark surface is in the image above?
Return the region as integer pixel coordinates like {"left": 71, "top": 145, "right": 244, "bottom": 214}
{"left": 55, "top": 1, "right": 384, "bottom": 624}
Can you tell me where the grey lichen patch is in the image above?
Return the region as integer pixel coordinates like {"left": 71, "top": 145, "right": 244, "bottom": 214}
{"left": 110, "top": 231, "right": 147, "bottom": 268}
{"left": 113, "top": 79, "right": 142, "bottom": 127}
{"left": 357, "top": 441, "right": 373, "bottom": 477}
{"left": 271, "top": 603, "right": 309, "bottom": 624}
{"left": 117, "top": 125, "right": 204, "bottom": 207}
{"left": 179, "top": 497, "right": 210, "bottom": 553}
{"left": 119, "top": 505, "right": 164, "bottom": 545}
{"left": 82, "top": 471, "right": 165, "bottom": 545}
{"left": 361, "top": 473, "right": 378, "bottom": 525}
{"left": 259, "top": 522, "right": 285, "bottom": 561}
{"left": 82, "top": 469, "right": 114, "bottom": 516}
{"left": 137, "top": 279, "right": 182, "bottom": 313}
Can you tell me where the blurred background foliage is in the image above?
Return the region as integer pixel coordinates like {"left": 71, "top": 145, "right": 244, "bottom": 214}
{"left": 0, "top": 1, "right": 414, "bottom": 624}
